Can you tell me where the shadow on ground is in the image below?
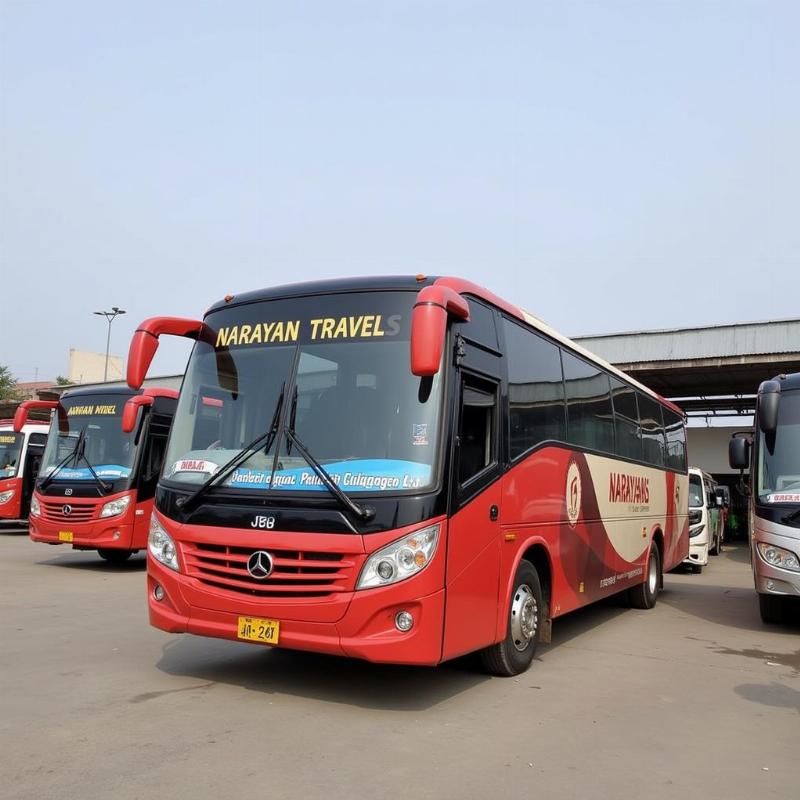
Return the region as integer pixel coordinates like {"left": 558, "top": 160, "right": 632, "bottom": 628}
{"left": 155, "top": 635, "right": 490, "bottom": 712}
{"left": 36, "top": 552, "right": 147, "bottom": 572}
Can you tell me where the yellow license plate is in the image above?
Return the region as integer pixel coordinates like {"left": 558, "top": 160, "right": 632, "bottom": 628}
{"left": 237, "top": 616, "right": 280, "bottom": 645}
{"left": 58, "top": 531, "right": 73, "bottom": 542}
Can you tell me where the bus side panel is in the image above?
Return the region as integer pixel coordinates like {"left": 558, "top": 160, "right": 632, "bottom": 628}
{"left": 499, "top": 447, "right": 680, "bottom": 625}
{"left": 132, "top": 495, "right": 152, "bottom": 549}
{"left": 441, "top": 482, "right": 503, "bottom": 660}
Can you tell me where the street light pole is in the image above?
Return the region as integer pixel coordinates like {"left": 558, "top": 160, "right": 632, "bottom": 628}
{"left": 93, "top": 307, "right": 126, "bottom": 382}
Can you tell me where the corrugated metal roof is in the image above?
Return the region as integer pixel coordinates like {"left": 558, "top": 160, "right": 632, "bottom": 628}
{"left": 573, "top": 319, "right": 800, "bottom": 363}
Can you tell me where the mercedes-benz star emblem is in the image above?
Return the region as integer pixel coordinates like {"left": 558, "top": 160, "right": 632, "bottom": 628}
{"left": 246, "top": 550, "right": 274, "bottom": 580}
{"left": 62, "top": 505, "right": 72, "bottom": 516}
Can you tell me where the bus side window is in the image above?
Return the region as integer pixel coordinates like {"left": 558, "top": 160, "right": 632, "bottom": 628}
{"left": 503, "top": 318, "right": 566, "bottom": 460}
{"left": 458, "top": 375, "right": 498, "bottom": 486}
{"left": 610, "top": 377, "right": 642, "bottom": 461}
{"left": 663, "top": 408, "right": 687, "bottom": 471}
{"left": 562, "top": 350, "right": 615, "bottom": 454}
{"left": 637, "top": 393, "right": 667, "bottom": 468}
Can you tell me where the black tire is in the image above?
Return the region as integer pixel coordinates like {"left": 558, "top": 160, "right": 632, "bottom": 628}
{"left": 480, "top": 561, "right": 543, "bottom": 676}
{"left": 97, "top": 548, "right": 133, "bottom": 563}
{"left": 690, "top": 563, "right": 703, "bottom": 574}
{"left": 710, "top": 529, "right": 722, "bottom": 556}
{"left": 758, "top": 593, "right": 786, "bottom": 624}
{"left": 629, "top": 545, "right": 661, "bottom": 609}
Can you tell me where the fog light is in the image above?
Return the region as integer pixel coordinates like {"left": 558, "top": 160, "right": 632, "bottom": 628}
{"left": 153, "top": 584, "right": 165, "bottom": 602}
{"left": 395, "top": 611, "right": 414, "bottom": 632}
{"left": 767, "top": 580, "right": 775, "bottom": 590}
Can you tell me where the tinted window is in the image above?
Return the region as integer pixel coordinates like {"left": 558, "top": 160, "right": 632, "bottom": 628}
{"left": 459, "top": 376, "right": 497, "bottom": 485}
{"left": 610, "top": 377, "right": 642, "bottom": 460}
{"left": 463, "top": 300, "right": 498, "bottom": 350}
{"left": 664, "top": 408, "right": 687, "bottom": 471}
{"left": 638, "top": 393, "right": 666, "bottom": 467}
{"left": 504, "top": 319, "right": 566, "bottom": 459}
{"left": 562, "top": 351, "right": 614, "bottom": 453}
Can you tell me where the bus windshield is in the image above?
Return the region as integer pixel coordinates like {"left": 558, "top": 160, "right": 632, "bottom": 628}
{"left": 689, "top": 474, "right": 704, "bottom": 508}
{"left": 0, "top": 432, "right": 23, "bottom": 479}
{"left": 40, "top": 396, "right": 138, "bottom": 485}
{"left": 163, "top": 291, "right": 444, "bottom": 495}
{"left": 757, "top": 389, "right": 800, "bottom": 503}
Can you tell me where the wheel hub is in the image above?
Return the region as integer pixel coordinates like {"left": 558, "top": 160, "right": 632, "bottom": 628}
{"left": 510, "top": 583, "right": 538, "bottom": 651}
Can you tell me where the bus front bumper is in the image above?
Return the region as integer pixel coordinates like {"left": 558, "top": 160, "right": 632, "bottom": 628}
{"left": 29, "top": 517, "right": 136, "bottom": 550}
{"left": 147, "top": 557, "right": 446, "bottom": 666}
{"left": 683, "top": 540, "right": 709, "bottom": 567}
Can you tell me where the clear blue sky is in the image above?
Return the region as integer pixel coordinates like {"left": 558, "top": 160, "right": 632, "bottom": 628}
{"left": 1, "top": 1, "right": 797, "bottom": 381}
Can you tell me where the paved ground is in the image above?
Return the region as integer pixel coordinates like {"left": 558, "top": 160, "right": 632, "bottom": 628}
{"left": 1, "top": 531, "right": 798, "bottom": 800}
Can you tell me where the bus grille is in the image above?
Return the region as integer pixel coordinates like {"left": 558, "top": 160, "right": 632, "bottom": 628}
{"left": 181, "top": 542, "right": 358, "bottom": 599}
{"left": 41, "top": 501, "right": 96, "bottom": 522}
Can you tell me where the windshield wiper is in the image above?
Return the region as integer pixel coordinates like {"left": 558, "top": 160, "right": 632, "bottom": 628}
{"left": 177, "top": 383, "right": 286, "bottom": 512}
{"left": 39, "top": 430, "right": 85, "bottom": 490}
{"left": 76, "top": 437, "right": 112, "bottom": 493}
{"left": 284, "top": 424, "right": 374, "bottom": 522}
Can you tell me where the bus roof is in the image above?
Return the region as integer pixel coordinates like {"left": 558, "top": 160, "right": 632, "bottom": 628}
{"left": 204, "top": 274, "right": 683, "bottom": 418}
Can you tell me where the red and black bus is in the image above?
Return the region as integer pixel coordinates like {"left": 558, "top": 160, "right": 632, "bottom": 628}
{"left": 129, "top": 276, "right": 688, "bottom": 674}
{"left": 0, "top": 419, "right": 49, "bottom": 525}
{"left": 17, "top": 386, "right": 177, "bottom": 562}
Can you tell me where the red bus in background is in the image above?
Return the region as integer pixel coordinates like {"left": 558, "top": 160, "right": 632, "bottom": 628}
{"left": 130, "top": 276, "right": 688, "bottom": 675}
{"left": 0, "top": 419, "right": 49, "bottom": 525}
{"left": 18, "top": 386, "right": 177, "bottom": 562}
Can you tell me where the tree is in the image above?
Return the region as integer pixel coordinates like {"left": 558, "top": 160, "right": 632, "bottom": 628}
{"left": 55, "top": 375, "right": 71, "bottom": 386}
{"left": 0, "top": 364, "right": 22, "bottom": 401}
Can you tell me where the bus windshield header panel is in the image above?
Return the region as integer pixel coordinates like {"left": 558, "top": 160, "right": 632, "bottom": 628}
{"left": 40, "top": 395, "right": 138, "bottom": 487}
{"left": 757, "top": 388, "right": 800, "bottom": 505}
{"left": 0, "top": 432, "right": 23, "bottom": 479}
{"left": 163, "top": 291, "right": 445, "bottom": 496}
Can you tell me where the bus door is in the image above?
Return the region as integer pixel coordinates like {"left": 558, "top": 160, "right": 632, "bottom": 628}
{"left": 21, "top": 433, "right": 47, "bottom": 518}
{"left": 131, "top": 408, "right": 174, "bottom": 545}
{"left": 443, "top": 318, "right": 504, "bottom": 660}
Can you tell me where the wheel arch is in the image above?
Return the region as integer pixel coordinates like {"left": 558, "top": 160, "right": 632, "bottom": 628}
{"left": 498, "top": 537, "right": 554, "bottom": 644}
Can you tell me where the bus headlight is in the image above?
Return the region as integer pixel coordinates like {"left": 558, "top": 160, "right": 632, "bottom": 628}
{"left": 0, "top": 489, "right": 15, "bottom": 505}
{"left": 757, "top": 542, "right": 800, "bottom": 572}
{"left": 689, "top": 524, "right": 705, "bottom": 538}
{"left": 148, "top": 514, "right": 180, "bottom": 572}
{"left": 100, "top": 495, "right": 131, "bottom": 518}
{"left": 689, "top": 509, "right": 702, "bottom": 525}
{"left": 30, "top": 495, "right": 41, "bottom": 516}
{"left": 356, "top": 523, "right": 440, "bottom": 590}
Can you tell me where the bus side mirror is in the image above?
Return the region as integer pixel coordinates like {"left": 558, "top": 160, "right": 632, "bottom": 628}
{"left": 127, "top": 317, "right": 205, "bottom": 389}
{"left": 13, "top": 400, "right": 60, "bottom": 432}
{"left": 410, "top": 286, "right": 470, "bottom": 376}
{"left": 728, "top": 436, "right": 749, "bottom": 470}
{"left": 757, "top": 380, "right": 781, "bottom": 435}
{"left": 122, "top": 396, "right": 153, "bottom": 433}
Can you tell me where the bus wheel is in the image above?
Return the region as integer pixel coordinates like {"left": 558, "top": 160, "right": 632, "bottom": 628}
{"left": 480, "top": 561, "right": 542, "bottom": 677}
{"left": 711, "top": 531, "right": 722, "bottom": 556}
{"left": 97, "top": 549, "right": 133, "bottom": 563}
{"left": 758, "top": 593, "right": 786, "bottom": 624}
{"left": 629, "top": 545, "right": 661, "bottom": 609}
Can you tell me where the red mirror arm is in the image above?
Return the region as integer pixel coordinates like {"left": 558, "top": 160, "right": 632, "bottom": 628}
{"left": 127, "top": 317, "right": 204, "bottom": 389}
{"left": 410, "top": 285, "right": 470, "bottom": 377}
{"left": 121, "top": 395, "right": 153, "bottom": 433}
{"left": 14, "top": 401, "right": 59, "bottom": 432}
